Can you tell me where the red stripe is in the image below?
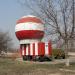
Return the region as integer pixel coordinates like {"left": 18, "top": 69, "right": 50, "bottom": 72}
{"left": 28, "top": 45, "right": 30, "bottom": 55}
{"left": 38, "top": 42, "right": 45, "bottom": 55}
{"left": 24, "top": 45, "right": 26, "bottom": 55}
{"left": 33, "top": 43, "right": 35, "bottom": 56}
{"left": 38, "top": 43, "right": 41, "bottom": 55}
{"left": 41, "top": 43, "right": 45, "bottom": 55}
{"left": 15, "top": 30, "right": 44, "bottom": 40}
{"left": 17, "top": 17, "right": 43, "bottom": 24}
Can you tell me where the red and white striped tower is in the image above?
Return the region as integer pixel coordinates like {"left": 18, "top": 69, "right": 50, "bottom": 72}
{"left": 15, "top": 15, "right": 44, "bottom": 44}
{"left": 15, "top": 15, "right": 46, "bottom": 56}
{"left": 15, "top": 15, "right": 52, "bottom": 58}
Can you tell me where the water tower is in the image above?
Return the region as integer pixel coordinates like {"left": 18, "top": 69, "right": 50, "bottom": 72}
{"left": 15, "top": 15, "right": 52, "bottom": 61}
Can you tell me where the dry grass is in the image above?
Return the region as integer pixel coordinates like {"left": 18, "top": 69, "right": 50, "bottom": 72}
{"left": 0, "top": 58, "right": 75, "bottom": 75}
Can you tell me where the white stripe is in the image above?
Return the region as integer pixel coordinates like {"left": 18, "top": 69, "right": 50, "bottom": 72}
{"left": 26, "top": 45, "right": 28, "bottom": 55}
{"left": 30, "top": 43, "right": 33, "bottom": 55}
{"left": 20, "top": 39, "right": 40, "bottom": 44}
{"left": 15, "top": 22, "right": 44, "bottom": 32}
{"left": 22, "top": 45, "right": 24, "bottom": 55}
{"left": 45, "top": 43, "right": 48, "bottom": 55}
{"left": 21, "top": 15, "right": 36, "bottom": 18}
{"left": 35, "top": 43, "right": 38, "bottom": 55}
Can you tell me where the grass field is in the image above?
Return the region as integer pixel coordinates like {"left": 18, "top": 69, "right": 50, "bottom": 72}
{"left": 0, "top": 58, "right": 75, "bottom": 75}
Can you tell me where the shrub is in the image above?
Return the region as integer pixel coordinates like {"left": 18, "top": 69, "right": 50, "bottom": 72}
{"left": 52, "top": 49, "right": 65, "bottom": 59}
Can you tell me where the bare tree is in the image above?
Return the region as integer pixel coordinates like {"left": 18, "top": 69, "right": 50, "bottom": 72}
{"left": 0, "top": 31, "right": 13, "bottom": 55}
{"left": 18, "top": 0, "right": 75, "bottom": 66}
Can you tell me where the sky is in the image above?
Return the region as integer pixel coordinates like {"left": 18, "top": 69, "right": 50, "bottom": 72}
{"left": 0, "top": 0, "right": 32, "bottom": 48}
{"left": 0, "top": 0, "right": 58, "bottom": 49}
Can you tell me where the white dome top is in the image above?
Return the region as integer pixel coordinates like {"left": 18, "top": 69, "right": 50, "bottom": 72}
{"left": 21, "top": 15, "right": 37, "bottom": 18}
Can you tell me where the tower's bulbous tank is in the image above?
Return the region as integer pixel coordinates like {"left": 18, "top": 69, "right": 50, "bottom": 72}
{"left": 15, "top": 15, "right": 44, "bottom": 44}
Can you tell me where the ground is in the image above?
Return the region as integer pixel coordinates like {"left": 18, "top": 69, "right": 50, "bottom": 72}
{"left": 0, "top": 57, "right": 75, "bottom": 75}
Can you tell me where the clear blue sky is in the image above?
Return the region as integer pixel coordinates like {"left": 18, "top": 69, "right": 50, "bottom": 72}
{"left": 0, "top": 0, "right": 31, "bottom": 48}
